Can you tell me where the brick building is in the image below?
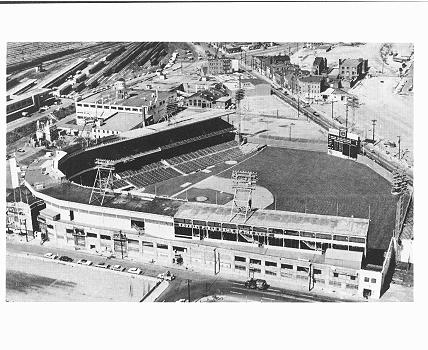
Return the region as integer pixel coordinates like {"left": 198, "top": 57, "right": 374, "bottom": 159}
{"left": 208, "top": 58, "right": 233, "bottom": 75}
{"left": 298, "top": 75, "right": 327, "bottom": 102}
{"left": 339, "top": 58, "right": 368, "bottom": 82}
{"left": 312, "top": 57, "right": 328, "bottom": 75}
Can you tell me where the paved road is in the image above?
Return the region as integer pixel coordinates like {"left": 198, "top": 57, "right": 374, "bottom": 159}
{"left": 7, "top": 240, "right": 348, "bottom": 302}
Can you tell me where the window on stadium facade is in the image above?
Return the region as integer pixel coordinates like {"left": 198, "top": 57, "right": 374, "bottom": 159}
{"left": 250, "top": 258, "right": 261, "bottom": 265}
{"left": 265, "top": 260, "right": 277, "bottom": 267}
{"left": 281, "top": 264, "right": 293, "bottom": 270}
{"left": 235, "top": 256, "right": 246, "bottom": 262}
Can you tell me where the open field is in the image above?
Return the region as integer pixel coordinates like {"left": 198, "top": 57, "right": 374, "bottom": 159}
{"left": 6, "top": 254, "right": 155, "bottom": 302}
{"left": 241, "top": 95, "right": 300, "bottom": 117}
{"left": 217, "top": 147, "right": 397, "bottom": 251}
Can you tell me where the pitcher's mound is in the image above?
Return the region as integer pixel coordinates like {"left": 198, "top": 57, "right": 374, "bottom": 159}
{"left": 195, "top": 196, "right": 208, "bottom": 202}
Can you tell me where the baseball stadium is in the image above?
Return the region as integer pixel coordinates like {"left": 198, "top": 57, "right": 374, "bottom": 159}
{"left": 26, "top": 109, "right": 398, "bottom": 299}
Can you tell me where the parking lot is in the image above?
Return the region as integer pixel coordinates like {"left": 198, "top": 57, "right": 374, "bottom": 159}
{"left": 6, "top": 253, "right": 156, "bottom": 302}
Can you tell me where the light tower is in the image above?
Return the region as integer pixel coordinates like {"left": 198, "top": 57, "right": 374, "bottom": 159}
{"left": 230, "top": 170, "right": 258, "bottom": 221}
{"left": 89, "top": 158, "right": 115, "bottom": 206}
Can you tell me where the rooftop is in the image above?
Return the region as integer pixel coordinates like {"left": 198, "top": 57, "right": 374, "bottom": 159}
{"left": 299, "top": 75, "right": 324, "bottom": 83}
{"left": 174, "top": 202, "right": 370, "bottom": 237}
{"left": 96, "top": 112, "right": 143, "bottom": 132}
{"left": 81, "top": 88, "right": 170, "bottom": 107}
{"left": 39, "top": 182, "right": 184, "bottom": 217}
{"left": 340, "top": 58, "right": 363, "bottom": 67}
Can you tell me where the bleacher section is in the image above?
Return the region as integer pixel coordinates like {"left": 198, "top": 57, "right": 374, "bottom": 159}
{"left": 111, "top": 140, "right": 245, "bottom": 190}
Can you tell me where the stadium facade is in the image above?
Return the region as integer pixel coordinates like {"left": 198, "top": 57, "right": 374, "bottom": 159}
{"left": 21, "top": 112, "right": 393, "bottom": 300}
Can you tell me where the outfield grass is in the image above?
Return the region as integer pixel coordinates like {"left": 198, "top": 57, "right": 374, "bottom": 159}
{"left": 219, "top": 147, "right": 397, "bottom": 250}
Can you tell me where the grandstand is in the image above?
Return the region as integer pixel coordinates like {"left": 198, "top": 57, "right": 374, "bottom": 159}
{"left": 59, "top": 113, "right": 244, "bottom": 191}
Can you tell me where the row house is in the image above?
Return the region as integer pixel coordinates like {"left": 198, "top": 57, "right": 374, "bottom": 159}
{"left": 298, "top": 75, "right": 327, "bottom": 102}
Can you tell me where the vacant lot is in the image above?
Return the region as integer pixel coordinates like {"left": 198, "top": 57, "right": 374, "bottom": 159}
{"left": 219, "top": 147, "right": 397, "bottom": 251}
{"left": 6, "top": 254, "right": 156, "bottom": 302}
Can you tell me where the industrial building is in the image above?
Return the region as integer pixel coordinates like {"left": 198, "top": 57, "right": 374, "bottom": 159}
{"left": 74, "top": 79, "right": 177, "bottom": 129}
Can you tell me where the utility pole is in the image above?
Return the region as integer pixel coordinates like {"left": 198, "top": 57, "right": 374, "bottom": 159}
{"left": 331, "top": 100, "right": 335, "bottom": 120}
{"left": 297, "top": 96, "right": 300, "bottom": 118}
{"left": 345, "top": 103, "right": 349, "bottom": 131}
{"left": 397, "top": 135, "right": 401, "bottom": 160}
{"left": 187, "top": 279, "right": 191, "bottom": 302}
{"left": 371, "top": 119, "right": 377, "bottom": 143}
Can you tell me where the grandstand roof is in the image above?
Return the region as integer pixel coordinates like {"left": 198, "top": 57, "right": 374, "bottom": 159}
{"left": 39, "top": 182, "right": 184, "bottom": 217}
{"left": 120, "top": 109, "right": 236, "bottom": 140}
{"left": 174, "top": 202, "right": 369, "bottom": 237}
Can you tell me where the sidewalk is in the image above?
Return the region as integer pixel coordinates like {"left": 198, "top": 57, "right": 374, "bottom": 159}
{"left": 142, "top": 281, "right": 169, "bottom": 302}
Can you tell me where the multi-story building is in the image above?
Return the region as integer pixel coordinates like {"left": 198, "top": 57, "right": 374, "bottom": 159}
{"left": 339, "top": 58, "right": 368, "bottom": 82}
{"left": 298, "top": 75, "right": 327, "bottom": 102}
{"left": 208, "top": 58, "right": 237, "bottom": 75}
{"left": 312, "top": 57, "right": 328, "bottom": 75}
{"left": 75, "top": 80, "right": 177, "bottom": 130}
{"left": 6, "top": 186, "right": 45, "bottom": 236}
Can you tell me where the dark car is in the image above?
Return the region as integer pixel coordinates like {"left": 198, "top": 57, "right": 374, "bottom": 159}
{"left": 59, "top": 256, "right": 73, "bottom": 262}
{"left": 245, "top": 278, "right": 268, "bottom": 290}
{"left": 244, "top": 278, "right": 257, "bottom": 289}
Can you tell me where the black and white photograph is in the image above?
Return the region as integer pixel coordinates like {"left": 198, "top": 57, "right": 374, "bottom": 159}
{"left": 5, "top": 40, "right": 414, "bottom": 303}
{"left": 0, "top": 1, "right": 425, "bottom": 349}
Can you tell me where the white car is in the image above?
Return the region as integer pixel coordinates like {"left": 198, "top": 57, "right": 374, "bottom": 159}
{"left": 77, "top": 259, "right": 92, "bottom": 266}
{"left": 175, "top": 299, "right": 188, "bottom": 302}
{"left": 111, "top": 264, "right": 126, "bottom": 272}
{"left": 43, "top": 252, "right": 58, "bottom": 260}
{"left": 157, "top": 271, "right": 176, "bottom": 281}
{"left": 127, "top": 267, "right": 142, "bottom": 275}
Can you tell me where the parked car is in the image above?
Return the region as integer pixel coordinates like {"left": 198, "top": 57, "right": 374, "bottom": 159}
{"left": 157, "top": 271, "right": 175, "bottom": 281}
{"left": 245, "top": 278, "right": 268, "bottom": 290}
{"left": 175, "top": 299, "right": 188, "bottom": 302}
{"left": 43, "top": 252, "right": 58, "bottom": 260}
{"left": 77, "top": 259, "right": 92, "bottom": 266}
{"left": 111, "top": 264, "right": 126, "bottom": 272}
{"left": 244, "top": 278, "right": 257, "bottom": 289}
{"left": 127, "top": 267, "right": 142, "bottom": 275}
{"left": 95, "top": 262, "right": 110, "bottom": 269}
{"left": 59, "top": 256, "right": 73, "bottom": 262}
{"left": 17, "top": 148, "right": 25, "bottom": 153}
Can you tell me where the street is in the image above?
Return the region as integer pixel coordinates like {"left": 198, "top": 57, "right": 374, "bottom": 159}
{"left": 7, "top": 240, "right": 349, "bottom": 302}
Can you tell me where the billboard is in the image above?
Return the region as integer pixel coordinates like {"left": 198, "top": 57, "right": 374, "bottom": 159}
{"left": 327, "top": 128, "right": 360, "bottom": 160}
